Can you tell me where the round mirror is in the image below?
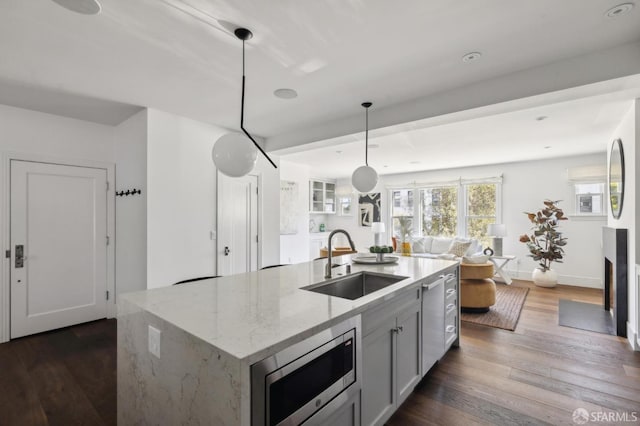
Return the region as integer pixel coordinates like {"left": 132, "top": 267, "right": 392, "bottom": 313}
{"left": 609, "top": 138, "right": 625, "bottom": 219}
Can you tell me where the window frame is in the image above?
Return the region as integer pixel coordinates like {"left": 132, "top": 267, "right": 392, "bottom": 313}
{"left": 387, "top": 178, "right": 502, "bottom": 241}
{"left": 572, "top": 181, "right": 606, "bottom": 217}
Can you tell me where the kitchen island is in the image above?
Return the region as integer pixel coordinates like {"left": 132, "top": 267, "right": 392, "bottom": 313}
{"left": 117, "top": 256, "right": 458, "bottom": 425}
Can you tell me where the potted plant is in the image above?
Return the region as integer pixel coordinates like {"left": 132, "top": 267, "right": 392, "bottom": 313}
{"left": 519, "top": 200, "right": 568, "bottom": 287}
{"left": 396, "top": 216, "right": 413, "bottom": 256}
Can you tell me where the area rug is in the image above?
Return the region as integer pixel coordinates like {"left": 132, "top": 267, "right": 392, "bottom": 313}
{"left": 558, "top": 299, "right": 615, "bottom": 335}
{"left": 460, "top": 285, "right": 529, "bottom": 331}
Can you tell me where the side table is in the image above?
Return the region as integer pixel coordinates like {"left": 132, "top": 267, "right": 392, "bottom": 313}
{"left": 489, "top": 255, "right": 517, "bottom": 285}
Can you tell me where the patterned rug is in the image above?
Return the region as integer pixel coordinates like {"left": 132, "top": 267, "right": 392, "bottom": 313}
{"left": 460, "top": 284, "right": 529, "bottom": 331}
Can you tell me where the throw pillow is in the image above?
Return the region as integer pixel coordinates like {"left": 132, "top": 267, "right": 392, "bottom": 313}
{"left": 412, "top": 236, "right": 433, "bottom": 253}
{"left": 447, "top": 240, "right": 472, "bottom": 257}
{"left": 431, "top": 237, "right": 452, "bottom": 254}
{"left": 462, "top": 254, "right": 490, "bottom": 264}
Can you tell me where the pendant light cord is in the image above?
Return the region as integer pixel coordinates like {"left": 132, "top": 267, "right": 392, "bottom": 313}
{"left": 239, "top": 39, "right": 277, "bottom": 169}
{"left": 365, "top": 106, "right": 369, "bottom": 166}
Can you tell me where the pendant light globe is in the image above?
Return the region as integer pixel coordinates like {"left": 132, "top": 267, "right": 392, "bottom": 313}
{"left": 211, "top": 26, "right": 277, "bottom": 177}
{"left": 351, "top": 101, "right": 378, "bottom": 192}
{"left": 352, "top": 165, "right": 378, "bottom": 193}
{"left": 212, "top": 132, "right": 258, "bottom": 177}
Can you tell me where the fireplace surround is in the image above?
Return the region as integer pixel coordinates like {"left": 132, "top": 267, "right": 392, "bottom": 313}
{"left": 603, "top": 226, "right": 628, "bottom": 337}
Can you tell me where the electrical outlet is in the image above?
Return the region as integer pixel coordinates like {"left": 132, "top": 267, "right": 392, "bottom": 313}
{"left": 148, "top": 325, "right": 161, "bottom": 358}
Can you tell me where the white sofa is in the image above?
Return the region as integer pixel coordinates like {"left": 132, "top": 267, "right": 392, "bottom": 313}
{"left": 407, "top": 236, "right": 483, "bottom": 260}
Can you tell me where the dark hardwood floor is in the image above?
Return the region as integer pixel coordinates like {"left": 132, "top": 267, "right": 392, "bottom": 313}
{"left": 388, "top": 280, "right": 640, "bottom": 426}
{"left": 0, "top": 319, "right": 116, "bottom": 426}
{"left": 1, "top": 280, "right": 638, "bottom": 425}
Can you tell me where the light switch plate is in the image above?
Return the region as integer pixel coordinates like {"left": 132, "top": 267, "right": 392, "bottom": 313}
{"left": 148, "top": 325, "right": 161, "bottom": 358}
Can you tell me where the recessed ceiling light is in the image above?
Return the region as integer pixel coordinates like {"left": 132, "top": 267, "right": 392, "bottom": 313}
{"left": 536, "top": 116, "right": 548, "bottom": 121}
{"left": 368, "top": 144, "right": 380, "bottom": 149}
{"left": 544, "top": 146, "right": 552, "bottom": 149}
{"left": 383, "top": 165, "right": 388, "bottom": 168}
{"left": 336, "top": 150, "right": 342, "bottom": 154}
{"left": 273, "top": 88, "right": 298, "bottom": 99}
{"left": 410, "top": 161, "right": 421, "bottom": 164}
{"left": 51, "top": 0, "right": 101, "bottom": 15}
{"left": 462, "top": 52, "right": 482, "bottom": 63}
{"left": 605, "top": 3, "right": 634, "bottom": 18}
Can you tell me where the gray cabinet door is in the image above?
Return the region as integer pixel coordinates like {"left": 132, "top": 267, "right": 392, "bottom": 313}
{"left": 421, "top": 280, "right": 445, "bottom": 376}
{"left": 395, "top": 301, "right": 422, "bottom": 405}
{"left": 318, "top": 391, "right": 360, "bottom": 426}
{"left": 361, "top": 316, "right": 396, "bottom": 426}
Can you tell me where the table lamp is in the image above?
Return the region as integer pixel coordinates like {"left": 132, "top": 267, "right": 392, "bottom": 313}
{"left": 487, "top": 224, "right": 506, "bottom": 256}
{"left": 372, "top": 222, "right": 386, "bottom": 246}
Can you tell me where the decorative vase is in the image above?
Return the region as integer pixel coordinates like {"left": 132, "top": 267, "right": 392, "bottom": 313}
{"left": 401, "top": 242, "right": 412, "bottom": 257}
{"left": 532, "top": 268, "right": 558, "bottom": 287}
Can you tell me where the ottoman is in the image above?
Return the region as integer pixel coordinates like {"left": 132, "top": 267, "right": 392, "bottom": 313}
{"left": 460, "top": 262, "right": 496, "bottom": 313}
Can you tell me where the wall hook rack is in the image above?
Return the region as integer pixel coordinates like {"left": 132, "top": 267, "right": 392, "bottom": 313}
{"left": 116, "top": 188, "right": 142, "bottom": 197}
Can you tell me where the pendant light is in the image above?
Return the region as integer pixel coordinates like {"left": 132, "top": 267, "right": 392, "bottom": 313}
{"left": 352, "top": 102, "right": 378, "bottom": 193}
{"left": 212, "top": 28, "right": 277, "bottom": 177}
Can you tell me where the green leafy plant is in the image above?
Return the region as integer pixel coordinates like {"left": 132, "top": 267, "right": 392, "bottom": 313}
{"left": 519, "top": 200, "right": 568, "bottom": 272}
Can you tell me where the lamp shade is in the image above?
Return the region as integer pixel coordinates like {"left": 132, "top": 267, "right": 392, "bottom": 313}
{"left": 487, "top": 223, "right": 507, "bottom": 237}
{"left": 352, "top": 165, "right": 378, "bottom": 193}
{"left": 212, "top": 132, "right": 258, "bottom": 177}
{"left": 371, "top": 222, "right": 386, "bottom": 233}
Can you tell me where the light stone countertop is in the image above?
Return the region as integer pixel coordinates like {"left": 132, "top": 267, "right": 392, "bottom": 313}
{"left": 119, "top": 255, "right": 457, "bottom": 364}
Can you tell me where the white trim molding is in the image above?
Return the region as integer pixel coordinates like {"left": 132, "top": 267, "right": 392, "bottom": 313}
{"left": 507, "top": 269, "right": 603, "bottom": 289}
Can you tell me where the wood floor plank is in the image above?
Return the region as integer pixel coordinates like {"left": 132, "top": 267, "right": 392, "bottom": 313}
{"left": 389, "top": 280, "right": 640, "bottom": 425}
{"left": 510, "top": 368, "right": 640, "bottom": 414}
{"left": 0, "top": 345, "right": 48, "bottom": 426}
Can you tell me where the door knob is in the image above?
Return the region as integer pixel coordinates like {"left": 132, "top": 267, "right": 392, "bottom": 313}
{"left": 224, "top": 246, "right": 230, "bottom": 256}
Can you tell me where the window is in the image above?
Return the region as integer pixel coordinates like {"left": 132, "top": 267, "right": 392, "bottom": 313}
{"left": 391, "top": 189, "right": 414, "bottom": 239}
{"left": 464, "top": 183, "right": 497, "bottom": 248}
{"left": 420, "top": 186, "right": 457, "bottom": 237}
{"left": 574, "top": 182, "right": 604, "bottom": 215}
{"left": 389, "top": 178, "right": 501, "bottom": 247}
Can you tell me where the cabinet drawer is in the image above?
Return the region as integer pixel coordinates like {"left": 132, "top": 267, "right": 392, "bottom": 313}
{"left": 445, "top": 287, "right": 457, "bottom": 302}
{"left": 444, "top": 274, "right": 457, "bottom": 292}
{"left": 445, "top": 300, "right": 457, "bottom": 317}
{"left": 445, "top": 321, "right": 457, "bottom": 348}
{"left": 362, "top": 287, "right": 420, "bottom": 338}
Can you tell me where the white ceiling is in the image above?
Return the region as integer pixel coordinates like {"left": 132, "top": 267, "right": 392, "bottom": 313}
{"left": 0, "top": 0, "right": 640, "bottom": 170}
{"left": 279, "top": 94, "right": 635, "bottom": 177}
{"left": 0, "top": 79, "right": 142, "bottom": 125}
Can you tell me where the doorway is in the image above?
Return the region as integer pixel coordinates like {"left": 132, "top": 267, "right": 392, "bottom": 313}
{"left": 9, "top": 160, "right": 109, "bottom": 339}
{"left": 217, "top": 173, "right": 259, "bottom": 275}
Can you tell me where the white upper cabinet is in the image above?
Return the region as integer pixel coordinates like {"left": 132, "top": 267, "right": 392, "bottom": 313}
{"left": 310, "top": 180, "right": 336, "bottom": 214}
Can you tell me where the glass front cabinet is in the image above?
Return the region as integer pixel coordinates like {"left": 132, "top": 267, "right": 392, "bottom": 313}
{"left": 309, "top": 180, "right": 336, "bottom": 213}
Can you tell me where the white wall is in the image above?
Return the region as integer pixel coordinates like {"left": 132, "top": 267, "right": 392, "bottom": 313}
{"left": 606, "top": 100, "right": 638, "bottom": 349}
{"left": 0, "top": 104, "right": 116, "bottom": 341}
{"left": 0, "top": 103, "right": 114, "bottom": 160}
{"left": 146, "top": 109, "right": 219, "bottom": 288}
{"left": 327, "top": 179, "right": 389, "bottom": 252}
{"left": 279, "top": 160, "right": 312, "bottom": 264}
{"left": 146, "top": 109, "right": 279, "bottom": 288}
{"left": 114, "top": 110, "right": 148, "bottom": 296}
{"left": 326, "top": 154, "right": 607, "bottom": 287}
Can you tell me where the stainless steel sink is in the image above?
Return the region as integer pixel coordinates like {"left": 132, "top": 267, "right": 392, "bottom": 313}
{"left": 302, "top": 272, "right": 408, "bottom": 300}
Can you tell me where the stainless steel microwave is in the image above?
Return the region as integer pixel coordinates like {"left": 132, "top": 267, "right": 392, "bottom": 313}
{"left": 251, "top": 316, "right": 361, "bottom": 425}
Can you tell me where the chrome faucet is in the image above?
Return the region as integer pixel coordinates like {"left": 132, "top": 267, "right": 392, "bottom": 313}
{"left": 325, "top": 229, "right": 357, "bottom": 279}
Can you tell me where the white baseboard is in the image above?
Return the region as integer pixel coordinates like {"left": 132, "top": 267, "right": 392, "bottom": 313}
{"left": 628, "top": 323, "right": 639, "bottom": 351}
{"left": 507, "top": 269, "right": 602, "bottom": 289}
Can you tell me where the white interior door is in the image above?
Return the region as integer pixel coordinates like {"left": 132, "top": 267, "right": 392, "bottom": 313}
{"left": 218, "top": 174, "right": 258, "bottom": 275}
{"left": 10, "top": 160, "right": 108, "bottom": 338}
